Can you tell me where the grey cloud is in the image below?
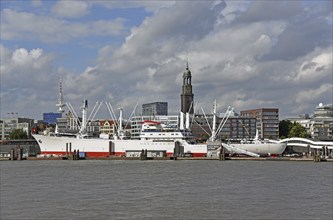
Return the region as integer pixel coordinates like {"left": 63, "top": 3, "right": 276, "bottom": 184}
{"left": 229, "top": 1, "right": 332, "bottom": 61}
{"left": 302, "top": 62, "right": 316, "bottom": 71}
{"left": 236, "top": 1, "right": 303, "bottom": 23}
{"left": 123, "top": 1, "right": 226, "bottom": 55}
{"left": 261, "top": 17, "right": 332, "bottom": 61}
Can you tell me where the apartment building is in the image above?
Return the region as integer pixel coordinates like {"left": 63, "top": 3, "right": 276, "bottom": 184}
{"left": 240, "top": 108, "right": 279, "bottom": 140}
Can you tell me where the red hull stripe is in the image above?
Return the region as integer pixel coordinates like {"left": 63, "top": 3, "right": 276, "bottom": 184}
{"left": 40, "top": 151, "right": 206, "bottom": 158}
{"left": 40, "top": 151, "right": 124, "bottom": 157}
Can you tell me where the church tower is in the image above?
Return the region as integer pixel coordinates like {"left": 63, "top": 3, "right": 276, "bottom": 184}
{"left": 181, "top": 62, "right": 194, "bottom": 114}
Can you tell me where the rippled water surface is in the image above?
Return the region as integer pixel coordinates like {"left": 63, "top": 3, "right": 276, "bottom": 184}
{"left": 1, "top": 160, "right": 332, "bottom": 219}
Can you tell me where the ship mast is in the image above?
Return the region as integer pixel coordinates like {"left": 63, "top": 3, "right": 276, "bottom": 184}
{"left": 210, "top": 100, "right": 217, "bottom": 142}
{"left": 117, "top": 107, "right": 125, "bottom": 139}
{"left": 56, "top": 74, "right": 65, "bottom": 114}
{"left": 79, "top": 100, "right": 88, "bottom": 135}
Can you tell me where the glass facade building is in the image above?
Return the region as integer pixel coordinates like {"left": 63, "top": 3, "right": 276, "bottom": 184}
{"left": 142, "top": 102, "right": 168, "bottom": 116}
{"left": 43, "top": 112, "right": 62, "bottom": 125}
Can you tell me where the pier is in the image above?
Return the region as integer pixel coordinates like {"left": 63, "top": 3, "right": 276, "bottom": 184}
{"left": 0, "top": 155, "right": 327, "bottom": 162}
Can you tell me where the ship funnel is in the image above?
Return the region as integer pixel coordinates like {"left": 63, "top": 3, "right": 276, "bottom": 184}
{"left": 185, "top": 112, "right": 190, "bottom": 130}
{"left": 180, "top": 112, "right": 184, "bottom": 130}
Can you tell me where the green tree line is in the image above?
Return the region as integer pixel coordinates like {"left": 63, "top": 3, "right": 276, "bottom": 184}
{"left": 9, "top": 128, "right": 28, "bottom": 139}
{"left": 279, "top": 120, "right": 310, "bottom": 139}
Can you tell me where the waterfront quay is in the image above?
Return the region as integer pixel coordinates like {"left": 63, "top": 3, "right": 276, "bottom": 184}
{"left": 2, "top": 155, "right": 332, "bottom": 162}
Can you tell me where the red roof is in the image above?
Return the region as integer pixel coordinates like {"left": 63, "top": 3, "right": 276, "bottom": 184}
{"left": 139, "top": 120, "right": 161, "bottom": 125}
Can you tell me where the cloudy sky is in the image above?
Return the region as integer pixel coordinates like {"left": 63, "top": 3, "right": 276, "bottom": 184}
{"left": 1, "top": 0, "right": 332, "bottom": 120}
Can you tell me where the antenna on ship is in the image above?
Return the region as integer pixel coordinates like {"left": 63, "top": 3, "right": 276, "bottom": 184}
{"left": 210, "top": 100, "right": 217, "bottom": 142}
{"left": 117, "top": 107, "right": 125, "bottom": 139}
{"left": 79, "top": 99, "right": 88, "bottom": 135}
{"left": 56, "top": 73, "right": 66, "bottom": 114}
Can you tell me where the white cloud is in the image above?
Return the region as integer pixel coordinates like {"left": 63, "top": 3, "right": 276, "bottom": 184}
{"left": 294, "top": 84, "right": 333, "bottom": 104}
{"left": 1, "top": 9, "right": 126, "bottom": 43}
{"left": 1, "top": 47, "right": 52, "bottom": 78}
{"left": 287, "top": 84, "right": 333, "bottom": 114}
{"left": 0, "top": 46, "right": 57, "bottom": 118}
{"left": 273, "top": 47, "right": 332, "bottom": 85}
{"left": 52, "top": 0, "right": 90, "bottom": 18}
{"left": 92, "top": 1, "right": 175, "bottom": 13}
{"left": 11, "top": 48, "right": 43, "bottom": 64}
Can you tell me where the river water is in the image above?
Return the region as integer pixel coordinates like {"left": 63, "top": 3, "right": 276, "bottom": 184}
{"left": 1, "top": 160, "right": 332, "bottom": 220}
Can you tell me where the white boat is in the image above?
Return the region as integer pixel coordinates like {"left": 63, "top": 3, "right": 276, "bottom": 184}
{"left": 206, "top": 101, "right": 287, "bottom": 157}
{"left": 222, "top": 134, "right": 287, "bottom": 157}
{"left": 32, "top": 102, "right": 207, "bottom": 158}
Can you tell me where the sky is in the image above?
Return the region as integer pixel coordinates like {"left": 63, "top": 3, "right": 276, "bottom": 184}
{"left": 1, "top": 0, "right": 332, "bottom": 120}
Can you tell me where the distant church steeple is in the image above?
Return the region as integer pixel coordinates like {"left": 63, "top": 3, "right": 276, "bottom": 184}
{"left": 180, "top": 62, "right": 194, "bottom": 114}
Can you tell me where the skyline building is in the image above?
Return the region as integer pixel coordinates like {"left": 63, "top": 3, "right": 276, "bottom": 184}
{"left": 240, "top": 108, "right": 280, "bottom": 140}
{"left": 142, "top": 102, "right": 168, "bottom": 116}
{"left": 191, "top": 112, "right": 257, "bottom": 141}
{"left": 43, "top": 112, "right": 62, "bottom": 125}
{"left": 287, "top": 103, "right": 333, "bottom": 140}
{"left": 0, "top": 117, "right": 34, "bottom": 140}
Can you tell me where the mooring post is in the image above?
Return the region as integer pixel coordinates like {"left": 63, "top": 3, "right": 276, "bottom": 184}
{"left": 219, "top": 145, "right": 225, "bottom": 161}
{"left": 140, "top": 149, "right": 144, "bottom": 160}
{"left": 10, "top": 148, "right": 15, "bottom": 160}
{"left": 144, "top": 149, "right": 148, "bottom": 160}
{"left": 17, "top": 148, "right": 22, "bottom": 160}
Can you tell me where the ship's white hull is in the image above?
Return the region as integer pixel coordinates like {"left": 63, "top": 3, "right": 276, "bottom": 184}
{"left": 32, "top": 134, "right": 207, "bottom": 157}
{"left": 33, "top": 134, "right": 286, "bottom": 158}
{"left": 231, "top": 143, "right": 287, "bottom": 155}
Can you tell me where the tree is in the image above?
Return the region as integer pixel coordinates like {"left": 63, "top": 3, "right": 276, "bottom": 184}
{"left": 279, "top": 120, "right": 293, "bottom": 138}
{"left": 9, "top": 129, "right": 28, "bottom": 139}
{"left": 288, "top": 122, "right": 309, "bottom": 138}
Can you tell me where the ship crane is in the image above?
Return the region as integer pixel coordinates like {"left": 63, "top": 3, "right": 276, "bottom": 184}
{"left": 201, "top": 100, "right": 233, "bottom": 142}
{"left": 106, "top": 101, "right": 138, "bottom": 140}
{"left": 66, "top": 102, "right": 81, "bottom": 129}
{"left": 65, "top": 100, "right": 102, "bottom": 138}
{"left": 201, "top": 101, "right": 260, "bottom": 157}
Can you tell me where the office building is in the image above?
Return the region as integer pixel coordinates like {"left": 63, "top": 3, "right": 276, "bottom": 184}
{"left": 240, "top": 108, "right": 279, "bottom": 140}
{"left": 142, "top": 102, "right": 168, "bottom": 116}
{"left": 0, "top": 117, "right": 34, "bottom": 140}
{"left": 287, "top": 103, "right": 333, "bottom": 140}
{"left": 191, "top": 113, "right": 257, "bottom": 141}
{"left": 43, "top": 112, "right": 62, "bottom": 125}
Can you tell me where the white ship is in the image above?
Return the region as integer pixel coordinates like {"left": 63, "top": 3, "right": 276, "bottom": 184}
{"left": 33, "top": 101, "right": 207, "bottom": 158}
